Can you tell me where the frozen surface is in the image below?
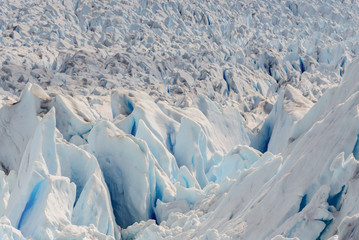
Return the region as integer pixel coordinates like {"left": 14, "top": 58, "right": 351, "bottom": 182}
{"left": 1, "top": 0, "right": 359, "bottom": 239}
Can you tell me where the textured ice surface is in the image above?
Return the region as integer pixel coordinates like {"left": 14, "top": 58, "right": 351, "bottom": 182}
{"left": 1, "top": 0, "right": 359, "bottom": 239}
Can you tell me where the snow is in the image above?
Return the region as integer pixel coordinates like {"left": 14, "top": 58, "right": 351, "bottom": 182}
{"left": 1, "top": 0, "right": 359, "bottom": 239}
{"left": 0, "top": 217, "right": 26, "bottom": 240}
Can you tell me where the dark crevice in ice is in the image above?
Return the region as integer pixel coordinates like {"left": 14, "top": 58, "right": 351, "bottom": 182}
{"left": 315, "top": 219, "right": 333, "bottom": 240}
{"left": 130, "top": 119, "right": 137, "bottom": 136}
{"left": 299, "top": 57, "right": 305, "bottom": 73}
{"left": 223, "top": 69, "right": 230, "bottom": 94}
{"left": 298, "top": 194, "right": 307, "bottom": 212}
{"left": 327, "top": 185, "right": 345, "bottom": 211}
{"left": 352, "top": 134, "right": 359, "bottom": 160}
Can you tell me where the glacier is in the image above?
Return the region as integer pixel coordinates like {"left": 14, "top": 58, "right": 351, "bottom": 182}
{"left": 1, "top": 0, "right": 359, "bottom": 239}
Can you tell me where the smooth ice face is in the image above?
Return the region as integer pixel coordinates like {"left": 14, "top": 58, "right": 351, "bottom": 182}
{"left": 174, "top": 117, "right": 209, "bottom": 188}
{"left": 57, "top": 140, "right": 118, "bottom": 238}
{"left": 88, "top": 120, "right": 155, "bottom": 228}
{"left": 135, "top": 119, "right": 179, "bottom": 182}
{"left": 0, "top": 84, "right": 51, "bottom": 172}
{"left": 51, "top": 93, "right": 95, "bottom": 142}
{"left": 88, "top": 120, "right": 179, "bottom": 228}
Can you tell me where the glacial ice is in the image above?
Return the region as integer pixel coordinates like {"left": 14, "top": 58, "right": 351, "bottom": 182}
{"left": 0, "top": 84, "right": 50, "bottom": 172}
{"left": 1, "top": 0, "right": 359, "bottom": 239}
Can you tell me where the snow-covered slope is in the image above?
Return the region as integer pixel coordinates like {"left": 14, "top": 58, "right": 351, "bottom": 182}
{"left": 1, "top": 0, "right": 359, "bottom": 239}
